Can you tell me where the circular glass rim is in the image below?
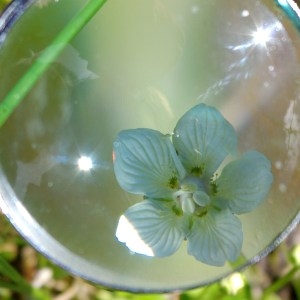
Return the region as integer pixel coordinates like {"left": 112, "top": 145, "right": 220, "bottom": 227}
{"left": 0, "top": 0, "right": 299, "bottom": 293}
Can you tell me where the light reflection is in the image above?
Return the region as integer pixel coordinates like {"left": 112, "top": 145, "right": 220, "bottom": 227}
{"left": 221, "top": 273, "right": 245, "bottom": 295}
{"left": 198, "top": 4, "right": 288, "bottom": 103}
{"left": 241, "top": 9, "right": 250, "bottom": 17}
{"left": 228, "top": 23, "right": 278, "bottom": 53}
{"left": 116, "top": 215, "right": 154, "bottom": 257}
{"left": 274, "top": 160, "right": 283, "bottom": 170}
{"left": 291, "top": 245, "right": 300, "bottom": 265}
{"left": 284, "top": 100, "right": 300, "bottom": 172}
{"left": 279, "top": 183, "right": 287, "bottom": 193}
{"left": 77, "top": 155, "right": 93, "bottom": 172}
{"left": 252, "top": 27, "right": 271, "bottom": 46}
{"left": 268, "top": 65, "right": 275, "bottom": 72}
{"left": 191, "top": 5, "right": 199, "bottom": 14}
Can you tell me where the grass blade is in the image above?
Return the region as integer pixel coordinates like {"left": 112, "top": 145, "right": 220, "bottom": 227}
{"left": 0, "top": 0, "right": 107, "bottom": 128}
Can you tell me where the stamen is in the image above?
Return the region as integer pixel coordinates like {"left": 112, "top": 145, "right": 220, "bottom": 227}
{"left": 181, "top": 196, "right": 196, "bottom": 214}
{"left": 195, "top": 206, "right": 208, "bottom": 217}
{"left": 168, "top": 176, "right": 179, "bottom": 189}
{"left": 210, "top": 180, "right": 218, "bottom": 195}
{"left": 191, "top": 164, "right": 205, "bottom": 176}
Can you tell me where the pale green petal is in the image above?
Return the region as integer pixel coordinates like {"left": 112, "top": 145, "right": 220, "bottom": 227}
{"left": 216, "top": 151, "right": 273, "bottom": 214}
{"left": 173, "top": 104, "right": 237, "bottom": 179}
{"left": 113, "top": 129, "right": 186, "bottom": 199}
{"left": 187, "top": 208, "right": 243, "bottom": 266}
{"left": 116, "top": 200, "right": 188, "bottom": 257}
{"left": 193, "top": 190, "right": 210, "bottom": 206}
{"left": 181, "top": 197, "right": 195, "bottom": 214}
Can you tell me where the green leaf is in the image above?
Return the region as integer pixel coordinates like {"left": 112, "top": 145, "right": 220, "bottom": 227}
{"left": 0, "top": 255, "right": 28, "bottom": 286}
{"left": 0, "top": 0, "right": 108, "bottom": 128}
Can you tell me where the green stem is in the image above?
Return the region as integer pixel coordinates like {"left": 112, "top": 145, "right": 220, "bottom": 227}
{"left": 0, "top": 255, "right": 31, "bottom": 294}
{"left": 261, "top": 265, "right": 300, "bottom": 299}
{"left": 0, "top": 255, "right": 27, "bottom": 285}
{"left": 0, "top": 0, "right": 107, "bottom": 128}
{"left": 0, "top": 281, "right": 31, "bottom": 295}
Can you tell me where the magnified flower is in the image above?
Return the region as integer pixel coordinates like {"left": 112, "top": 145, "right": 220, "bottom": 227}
{"left": 113, "top": 104, "right": 273, "bottom": 266}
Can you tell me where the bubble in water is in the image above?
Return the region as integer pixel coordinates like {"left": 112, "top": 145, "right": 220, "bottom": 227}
{"left": 241, "top": 9, "right": 250, "bottom": 17}
{"left": 268, "top": 65, "right": 275, "bottom": 72}
{"left": 274, "top": 160, "right": 283, "bottom": 170}
{"left": 279, "top": 183, "right": 287, "bottom": 193}
{"left": 47, "top": 181, "right": 53, "bottom": 188}
{"left": 191, "top": 5, "right": 199, "bottom": 14}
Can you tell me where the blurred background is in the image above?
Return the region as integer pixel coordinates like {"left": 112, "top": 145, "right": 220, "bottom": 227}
{"left": 0, "top": 0, "right": 300, "bottom": 299}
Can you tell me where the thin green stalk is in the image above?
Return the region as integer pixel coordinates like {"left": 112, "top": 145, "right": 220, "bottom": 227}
{"left": 0, "top": 281, "right": 31, "bottom": 295}
{"left": 0, "top": 255, "right": 31, "bottom": 294}
{"left": 0, "top": 0, "right": 107, "bottom": 128}
{"left": 0, "top": 255, "right": 52, "bottom": 299}
{"left": 0, "top": 255, "right": 28, "bottom": 285}
{"left": 261, "top": 265, "right": 300, "bottom": 299}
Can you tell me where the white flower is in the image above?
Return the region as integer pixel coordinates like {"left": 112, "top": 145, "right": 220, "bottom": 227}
{"left": 113, "top": 104, "right": 273, "bottom": 266}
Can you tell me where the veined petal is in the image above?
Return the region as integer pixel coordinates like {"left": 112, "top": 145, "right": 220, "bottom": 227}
{"left": 216, "top": 150, "right": 273, "bottom": 214}
{"left": 116, "top": 200, "right": 188, "bottom": 257}
{"left": 113, "top": 129, "right": 186, "bottom": 199}
{"left": 173, "top": 104, "right": 237, "bottom": 179}
{"left": 187, "top": 208, "right": 243, "bottom": 266}
{"left": 193, "top": 190, "right": 210, "bottom": 206}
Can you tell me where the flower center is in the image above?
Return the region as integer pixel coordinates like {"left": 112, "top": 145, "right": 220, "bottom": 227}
{"left": 173, "top": 176, "right": 211, "bottom": 215}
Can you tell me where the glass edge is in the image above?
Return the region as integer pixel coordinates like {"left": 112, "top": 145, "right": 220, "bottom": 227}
{"left": 274, "top": 0, "right": 300, "bottom": 31}
{"left": 0, "top": 0, "right": 299, "bottom": 294}
{"left": 0, "top": 0, "right": 35, "bottom": 46}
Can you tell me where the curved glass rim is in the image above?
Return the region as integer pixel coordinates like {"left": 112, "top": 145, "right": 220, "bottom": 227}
{"left": 275, "top": 0, "right": 300, "bottom": 30}
{"left": 0, "top": 0, "right": 299, "bottom": 293}
{"left": 0, "top": 0, "right": 34, "bottom": 46}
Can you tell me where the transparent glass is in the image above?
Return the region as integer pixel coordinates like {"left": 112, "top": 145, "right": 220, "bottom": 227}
{"left": 0, "top": 0, "right": 299, "bottom": 292}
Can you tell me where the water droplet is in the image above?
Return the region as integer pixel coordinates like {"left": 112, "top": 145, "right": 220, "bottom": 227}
{"left": 191, "top": 5, "right": 199, "bottom": 14}
{"left": 48, "top": 182, "right": 53, "bottom": 188}
{"left": 279, "top": 183, "right": 287, "bottom": 193}
{"left": 274, "top": 160, "right": 282, "bottom": 170}
{"left": 172, "top": 131, "right": 180, "bottom": 138}
{"left": 241, "top": 9, "right": 249, "bottom": 17}
{"left": 268, "top": 65, "right": 275, "bottom": 72}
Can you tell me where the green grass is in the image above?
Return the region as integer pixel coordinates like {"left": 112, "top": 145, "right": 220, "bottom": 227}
{"left": 0, "top": 0, "right": 107, "bottom": 128}
{"left": 0, "top": 212, "right": 300, "bottom": 300}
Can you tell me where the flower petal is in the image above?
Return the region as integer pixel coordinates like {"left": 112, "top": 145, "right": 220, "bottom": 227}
{"left": 113, "top": 129, "right": 186, "bottom": 199}
{"left": 116, "top": 200, "right": 188, "bottom": 257}
{"left": 216, "top": 150, "right": 273, "bottom": 214}
{"left": 193, "top": 190, "right": 211, "bottom": 206}
{"left": 187, "top": 208, "right": 243, "bottom": 266}
{"left": 173, "top": 104, "right": 237, "bottom": 179}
